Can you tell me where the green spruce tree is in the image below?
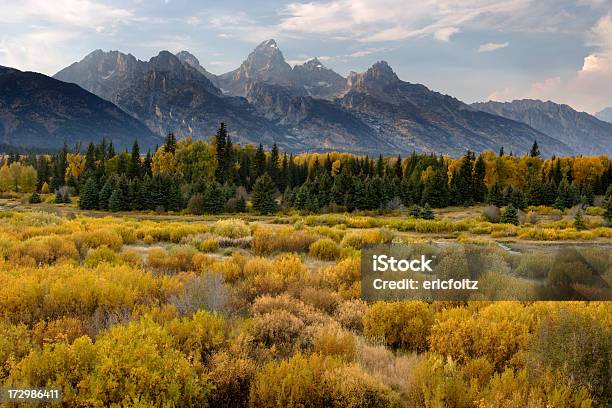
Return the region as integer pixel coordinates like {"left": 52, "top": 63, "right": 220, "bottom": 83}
{"left": 251, "top": 173, "right": 278, "bottom": 215}
{"left": 501, "top": 204, "right": 519, "bottom": 225}
{"left": 79, "top": 177, "right": 99, "bottom": 210}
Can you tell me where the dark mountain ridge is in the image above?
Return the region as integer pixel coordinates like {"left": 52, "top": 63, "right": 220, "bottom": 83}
{"left": 0, "top": 65, "right": 161, "bottom": 150}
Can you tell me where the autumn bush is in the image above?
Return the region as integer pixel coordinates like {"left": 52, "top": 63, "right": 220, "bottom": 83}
{"left": 10, "top": 235, "right": 79, "bottom": 266}
{"left": 208, "top": 351, "right": 256, "bottom": 408}
{"left": 213, "top": 218, "right": 251, "bottom": 238}
{"left": 428, "top": 302, "right": 536, "bottom": 369}
{"left": 252, "top": 226, "right": 320, "bottom": 254}
{"left": 321, "top": 257, "right": 361, "bottom": 299}
{"left": 363, "top": 301, "right": 434, "bottom": 352}
{"left": 309, "top": 238, "right": 341, "bottom": 260}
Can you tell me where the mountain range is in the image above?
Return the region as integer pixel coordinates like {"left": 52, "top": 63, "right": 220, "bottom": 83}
{"left": 0, "top": 66, "right": 160, "bottom": 150}
{"left": 1, "top": 39, "right": 610, "bottom": 156}
{"left": 472, "top": 100, "right": 612, "bottom": 155}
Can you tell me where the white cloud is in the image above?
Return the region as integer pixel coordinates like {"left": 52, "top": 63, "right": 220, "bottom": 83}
{"left": 488, "top": 14, "right": 612, "bottom": 113}
{"left": 434, "top": 27, "right": 459, "bottom": 42}
{"left": 477, "top": 41, "right": 509, "bottom": 52}
{"left": 0, "top": 30, "right": 80, "bottom": 74}
{"left": 276, "top": 0, "right": 538, "bottom": 42}
{"left": 0, "top": 0, "right": 132, "bottom": 28}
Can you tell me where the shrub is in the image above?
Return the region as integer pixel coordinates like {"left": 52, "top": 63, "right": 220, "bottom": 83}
{"left": 321, "top": 258, "right": 361, "bottom": 299}
{"left": 340, "top": 228, "right": 394, "bottom": 249}
{"left": 252, "top": 227, "right": 319, "bottom": 255}
{"left": 84, "top": 246, "right": 121, "bottom": 268}
{"left": 71, "top": 229, "right": 123, "bottom": 252}
{"left": 248, "top": 353, "right": 340, "bottom": 407}
{"left": 428, "top": 302, "right": 536, "bottom": 369}
{"left": 483, "top": 205, "right": 501, "bottom": 223}
{"left": 312, "top": 326, "right": 357, "bottom": 361}
{"left": 406, "top": 354, "right": 473, "bottom": 408}
{"left": 334, "top": 299, "right": 368, "bottom": 332}
{"left": 198, "top": 238, "right": 219, "bottom": 253}
{"left": 213, "top": 218, "right": 251, "bottom": 238}
{"left": 208, "top": 351, "right": 256, "bottom": 408}
{"left": 297, "top": 287, "right": 340, "bottom": 315}
{"left": 309, "top": 238, "right": 341, "bottom": 261}
{"left": 11, "top": 235, "right": 79, "bottom": 266}
{"left": 147, "top": 246, "right": 199, "bottom": 274}
{"left": 322, "top": 364, "right": 401, "bottom": 408}
{"left": 530, "top": 309, "right": 610, "bottom": 403}
{"left": 248, "top": 309, "right": 305, "bottom": 350}
{"left": 363, "top": 301, "right": 433, "bottom": 352}
{"left": 170, "top": 272, "right": 229, "bottom": 316}
{"left": 481, "top": 368, "right": 593, "bottom": 407}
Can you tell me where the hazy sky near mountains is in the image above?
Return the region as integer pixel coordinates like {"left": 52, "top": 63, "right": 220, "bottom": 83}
{"left": 0, "top": 0, "right": 611, "bottom": 113}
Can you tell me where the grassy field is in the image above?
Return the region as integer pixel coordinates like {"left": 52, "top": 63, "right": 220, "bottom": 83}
{"left": 0, "top": 200, "right": 610, "bottom": 407}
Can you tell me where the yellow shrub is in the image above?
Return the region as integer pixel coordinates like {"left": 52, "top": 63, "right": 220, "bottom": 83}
{"left": 71, "top": 229, "right": 123, "bottom": 252}
{"left": 321, "top": 258, "right": 361, "bottom": 299}
{"left": 309, "top": 238, "right": 341, "bottom": 261}
{"left": 428, "top": 302, "right": 536, "bottom": 369}
{"left": 11, "top": 235, "right": 79, "bottom": 266}
{"left": 312, "top": 326, "right": 357, "bottom": 361}
{"left": 84, "top": 246, "right": 121, "bottom": 268}
{"left": 213, "top": 218, "right": 251, "bottom": 238}
{"left": 198, "top": 238, "right": 219, "bottom": 253}
{"left": 252, "top": 227, "right": 320, "bottom": 254}
{"left": 340, "top": 228, "right": 394, "bottom": 249}
{"left": 363, "top": 301, "right": 433, "bottom": 352}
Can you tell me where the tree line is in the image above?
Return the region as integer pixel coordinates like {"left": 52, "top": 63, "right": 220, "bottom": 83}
{"left": 1, "top": 124, "right": 611, "bottom": 215}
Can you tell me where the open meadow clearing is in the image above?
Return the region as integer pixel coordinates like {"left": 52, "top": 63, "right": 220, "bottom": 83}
{"left": 0, "top": 200, "right": 610, "bottom": 407}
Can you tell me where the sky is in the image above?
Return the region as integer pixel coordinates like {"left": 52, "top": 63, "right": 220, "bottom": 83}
{"left": 0, "top": 0, "right": 611, "bottom": 114}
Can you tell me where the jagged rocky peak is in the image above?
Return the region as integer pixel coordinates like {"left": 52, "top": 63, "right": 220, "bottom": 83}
{"left": 347, "top": 61, "right": 399, "bottom": 89}
{"left": 301, "top": 57, "right": 325, "bottom": 69}
{"left": 176, "top": 50, "right": 201, "bottom": 67}
{"left": 175, "top": 50, "right": 217, "bottom": 80}
{"left": 244, "top": 39, "right": 291, "bottom": 77}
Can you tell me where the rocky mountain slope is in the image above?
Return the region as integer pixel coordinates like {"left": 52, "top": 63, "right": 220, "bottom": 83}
{"left": 472, "top": 100, "right": 612, "bottom": 155}
{"left": 54, "top": 50, "right": 291, "bottom": 149}
{"left": 0, "top": 66, "right": 161, "bottom": 150}
{"left": 46, "top": 39, "right": 594, "bottom": 156}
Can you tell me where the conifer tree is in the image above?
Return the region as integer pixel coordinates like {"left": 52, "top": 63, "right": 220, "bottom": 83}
{"left": 573, "top": 209, "right": 586, "bottom": 230}
{"left": 554, "top": 177, "right": 574, "bottom": 209}
{"left": 420, "top": 203, "right": 434, "bottom": 219}
{"left": 127, "top": 140, "right": 141, "bottom": 179}
{"left": 236, "top": 195, "right": 247, "bottom": 213}
{"left": 98, "top": 176, "right": 115, "bottom": 210}
{"left": 251, "top": 173, "right": 277, "bottom": 215}
{"left": 215, "top": 123, "right": 227, "bottom": 184}
{"left": 501, "top": 204, "right": 519, "bottom": 225}
{"left": 62, "top": 192, "right": 71, "bottom": 204}
{"left": 255, "top": 144, "right": 266, "bottom": 178}
{"left": 269, "top": 143, "right": 280, "bottom": 186}
{"left": 29, "top": 191, "right": 41, "bottom": 204}
{"left": 79, "top": 177, "right": 99, "bottom": 210}
{"left": 164, "top": 133, "right": 177, "bottom": 154}
{"left": 422, "top": 167, "right": 449, "bottom": 208}
{"left": 530, "top": 140, "right": 540, "bottom": 157}
{"left": 204, "top": 182, "right": 225, "bottom": 214}
{"left": 108, "top": 189, "right": 123, "bottom": 212}
{"left": 473, "top": 155, "right": 487, "bottom": 202}
{"left": 486, "top": 183, "right": 504, "bottom": 206}
{"left": 54, "top": 191, "right": 64, "bottom": 204}
{"left": 409, "top": 204, "right": 421, "bottom": 217}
